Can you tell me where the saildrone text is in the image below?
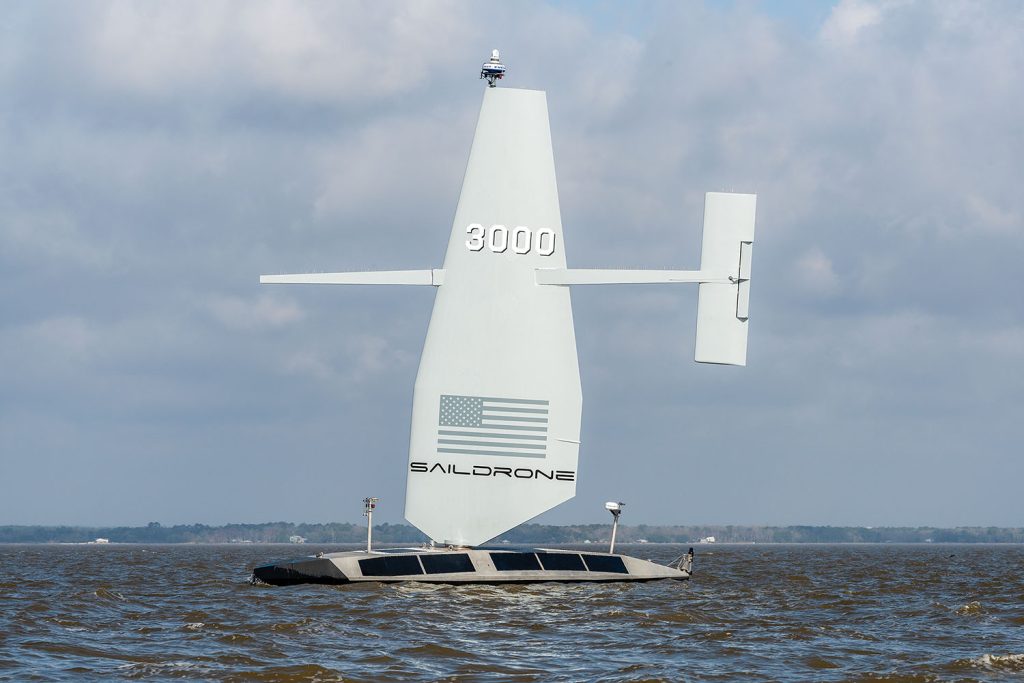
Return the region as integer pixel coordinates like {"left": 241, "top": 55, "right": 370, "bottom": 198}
{"left": 410, "top": 461, "right": 575, "bottom": 481}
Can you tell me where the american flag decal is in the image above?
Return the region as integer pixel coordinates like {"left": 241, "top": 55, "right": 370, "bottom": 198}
{"left": 438, "top": 395, "right": 549, "bottom": 458}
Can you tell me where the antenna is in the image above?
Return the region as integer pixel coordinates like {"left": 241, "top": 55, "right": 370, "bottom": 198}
{"left": 480, "top": 49, "right": 506, "bottom": 87}
{"left": 605, "top": 501, "right": 624, "bottom": 554}
{"left": 362, "top": 497, "right": 379, "bottom": 553}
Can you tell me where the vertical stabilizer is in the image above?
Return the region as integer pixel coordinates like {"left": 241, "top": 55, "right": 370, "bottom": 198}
{"left": 694, "top": 192, "right": 757, "bottom": 366}
{"left": 404, "top": 88, "right": 582, "bottom": 546}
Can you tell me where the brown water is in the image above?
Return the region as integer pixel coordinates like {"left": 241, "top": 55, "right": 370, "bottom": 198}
{"left": 1, "top": 544, "right": 1022, "bottom": 681}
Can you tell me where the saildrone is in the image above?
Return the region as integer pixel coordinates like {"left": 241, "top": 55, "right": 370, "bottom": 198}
{"left": 253, "top": 53, "right": 755, "bottom": 584}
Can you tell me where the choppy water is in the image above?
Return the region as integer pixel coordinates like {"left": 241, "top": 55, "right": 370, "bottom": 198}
{"left": 1, "top": 544, "right": 1023, "bottom": 681}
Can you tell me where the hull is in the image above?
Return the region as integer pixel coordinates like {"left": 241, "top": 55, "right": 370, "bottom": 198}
{"left": 251, "top": 547, "right": 690, "bottom": 586}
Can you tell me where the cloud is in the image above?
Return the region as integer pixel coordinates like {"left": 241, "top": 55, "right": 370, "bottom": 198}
{"left": 794, "top": 247, "right": 840, "bottom": 296}
{"left": 282, "top": 334, "right": 412, "bottom": 384}
{"left": 1, "top": 208, "right": 113, "bottom": 270}
{"left": 23, "top": 316, "right": 100, "bottom": 356}
{"left": 965, "top": 193, "right": 1021, "bottom": 236}
{"left": 1, "top": 1, "right": 1022, "bottom": 527}
{"left": 821, "top": 0, "right": 886, "bottom": 44}
{"left": 75, "top": 1, "right": 474, "bottom": 103}
{"left": 206, "top": 294, "right": 304, "bottom": 330}
{"left": 283, "top": 350, "right": 336, "bottom": 382}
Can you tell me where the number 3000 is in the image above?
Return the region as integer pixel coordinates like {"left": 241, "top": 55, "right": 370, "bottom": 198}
{"left": 465, "top": 224, "right": 556, "bottom": 256}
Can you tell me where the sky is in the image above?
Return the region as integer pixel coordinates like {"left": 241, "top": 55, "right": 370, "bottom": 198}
{"left": 1, "top": 1, "right": 1022, "bottom": 530}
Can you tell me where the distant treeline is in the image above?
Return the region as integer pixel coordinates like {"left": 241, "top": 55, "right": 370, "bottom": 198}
{"left": 0, "top": 522, "right": 425, "bottom": 545}
{"left": 2, "top": 522, "right": 1023, "bottom": 544}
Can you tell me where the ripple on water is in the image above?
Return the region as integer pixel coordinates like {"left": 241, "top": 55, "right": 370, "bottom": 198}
{"left": 2, "top": 544, "right": 1024, "bottom": 681}
{"left": 970, "top": 653, "right": 1024, "bottom": 673}
{"left": 955, "top": 600, "right": 986, "bottom": 616}
{"left": 92, "top": 587, "right": 126, "bottom": 601}
{"left": 397, "top": 643, "right": 480, "bottom": 660}
{"left": 804, "top": 656, "right": 840, "bottom": 670}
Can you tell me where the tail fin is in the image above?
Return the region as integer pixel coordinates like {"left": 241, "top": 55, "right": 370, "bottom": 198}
{"left": 694, "top": 192, "right": 756, "bottom": 366}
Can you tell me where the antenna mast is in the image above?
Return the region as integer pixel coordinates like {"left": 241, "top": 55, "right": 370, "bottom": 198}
{"left": 606, "top": 501, "right": 624, "bottom": 554}
{"left": 363, "top": 497, "right": 378, "bottom": 553}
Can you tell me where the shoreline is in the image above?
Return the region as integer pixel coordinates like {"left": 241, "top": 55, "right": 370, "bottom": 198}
{"left": 3, "top": 523, "right": 1023, "bottom": 545}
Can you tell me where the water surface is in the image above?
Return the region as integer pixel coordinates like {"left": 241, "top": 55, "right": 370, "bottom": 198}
{"left": 2, "top": 544, "right": 1022, "bottom": 681}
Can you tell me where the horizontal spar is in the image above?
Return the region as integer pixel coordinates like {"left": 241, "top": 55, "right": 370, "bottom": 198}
{"left": 260, "top": 270, "right": 445, "bottom": 286}
{"left": 535, "top": 269, "right": 732, "bottom": 285}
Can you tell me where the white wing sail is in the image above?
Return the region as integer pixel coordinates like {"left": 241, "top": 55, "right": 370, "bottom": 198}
{"left": 260, "top": 83, "right": 758, "bottom": 548}
{"left": 404, "top": 88, "right": 582, "bottom": 546}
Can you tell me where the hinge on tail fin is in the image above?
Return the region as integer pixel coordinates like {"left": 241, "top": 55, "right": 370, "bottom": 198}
{"left": 733, "top": 241, "right": 753, "bottom": 320}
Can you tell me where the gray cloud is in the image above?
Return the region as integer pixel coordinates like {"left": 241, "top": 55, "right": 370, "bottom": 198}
{"left": 1, "top": 1, "right": 1021, "bottom": 528}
